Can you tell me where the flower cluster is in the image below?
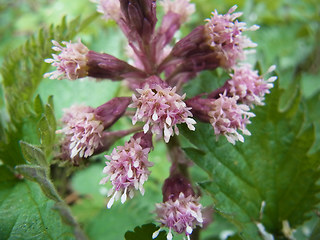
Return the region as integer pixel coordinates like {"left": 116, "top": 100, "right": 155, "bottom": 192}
{"left": 205, "top": 5, "right": 259, "bottom": 68}
{"left": 45, "top": 1, "right": 275, "bottom": 238}
{"left": 227, "top": 64, "right": 277, "bottom": 106}
{"left": 44, "top": 39, "right": 89, "bottom": 80}
{"left": 56, "top": 105, "right": 103, "bottom": 159}
{"left": 130, "top": 79, "right": 196, "bottom": 143}
{"left": 100, "top": 133, "right": 153, "bottom": 208}
{"left": 208, "top": 93, "right": 255, "bottom": 144}
{"left": 154, "top": 193, "right": 203, "bottom": 240}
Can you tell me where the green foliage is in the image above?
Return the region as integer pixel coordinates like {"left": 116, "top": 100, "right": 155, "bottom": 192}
{"left": 0, "top": 180, "right": 74, "bottom": 239}
{"left": 0, "top": 14, "right": 97, "bottom": 168}
{"left": 181, "top": 80, "right": 320, "bottom": 239}
{"left": 125, "top": 223, "right": 167, "bottom": 240}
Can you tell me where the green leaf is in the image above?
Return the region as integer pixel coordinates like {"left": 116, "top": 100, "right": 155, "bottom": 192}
{"left": 125, "top": 223, "right": 167, "bottom": 240}
{"left": 45, "top": 103, "right": 56, "bottom": 133}
{"left": 306, "top": 91, "right": 320, "bottom": 154}
{"left": 34, "top": 94, "right": 44, "bottom": 117}
{"left": 181, "top": 80, "right": 320, "bottom": 239}
{"left": 20, "top": 141, "right": 47, "bottom": 167}
{"left": 15, "top": 165, "right": 61, "bottom": 202}
{"left": 0, "top": 180, "right": 74, "bottom": 239}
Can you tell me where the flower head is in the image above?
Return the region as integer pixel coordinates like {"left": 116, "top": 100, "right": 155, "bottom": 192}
{"left": 129, "top": 82, "right": 196, "bottom": 143}
{"left": 228, "top": 64, "right": 277, "bottom": 106}
{"left": 153, "top": 192, "right": 203, "bottom": 240}
{"left": 208, "top": 92, "right": 255, "bottom": 144}
{"left": 100, "top": 133, "right": 153, "bottom": 208}
{"left": 44, "top": 39, "right": 89, "bottom": 80}
{"left": 205, "top": 5, "right": 259, "bottom": 68}
{"left": 92, "top": 0, "right": 121, "bottom": 21}
{"left": 56, "top": 105, "right": 104, "bottom": 159}
{"left": 160, "top": 0, "right": 195, "bottom": 23}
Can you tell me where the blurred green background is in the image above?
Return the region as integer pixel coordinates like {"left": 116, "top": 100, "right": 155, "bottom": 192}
{"left": 0, "top": 0, "right": 319, "bottom": 239}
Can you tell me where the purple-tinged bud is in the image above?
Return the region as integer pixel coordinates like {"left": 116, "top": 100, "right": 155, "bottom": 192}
{"left": 153, "top": 174, "right": 203, "bottom": 240}
{"left": 205, "top": 5, "right": 259, "bottom": 68}
{"left": 151, "top": 13, "right": 179, "bottom": 65}
{"left": 132, "top": 131, "right": 153, "bottom": 150}
{"left": 92, "top": 0, "right": 122, "bottom": 22}
{"left": 100, "top": 133, "right": 153, "bottom": 208}
{"left": 86, "top": 51, "right": 147, "bottom": 80}
{"left": 171, "top": 26, "right": 209, "bottom": 58}
{"left": 129, "top": 76, "right": 196, "bottom": 143}
{"left": 94, "top": 97, "right": 131, "bottom": 128}
{"left": 160, "top": 26, "right": 221, "bottom": 80}
{"left": 44, "top": 39, "right": 89, "bottom": 80}
{"left": 227, "top": 64, "right": 277, "bottom": 107}
{"left": 119, "top": 0, "right": 157, "bottom": 42}
{"left": 185, "top": 97, "right": 213, "bottom": 123}
{"left": 162, "top": 174, "right": 195, "bottom": 202}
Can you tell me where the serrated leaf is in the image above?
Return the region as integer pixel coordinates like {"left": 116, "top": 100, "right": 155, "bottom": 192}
{"left": 0, "top": 180, "right": 74, "bottom": 239}
{"left": 20, "top": 141, "right": 47, "bottom": 167}
{"left": 181, "top": 80, "right": 320, "bottom": 239}
{"left": 125, "top": 223, "right": 167, "bottom": 240}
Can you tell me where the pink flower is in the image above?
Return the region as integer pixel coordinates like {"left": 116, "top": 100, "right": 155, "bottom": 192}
{"left": 228, "top": 64, "right": 277, "bottom": 106}
{"left": 205, "top": 5, "right": 259, "bottom": 68}
{"left": 56, "top": 105, "right": 104, "bottom": 159}
{"left": 129, "top": 84, "right": 196, "bottom": 143}
{"left": 153, "top": 192, "right": 203, "bottom": 240}
{"left": 92, "top": 0, "right": 121, "bottom": 22}
{"left": 100, "top": 135, "right": 153, "bottom": 208}
{"left": 208, "top": 92, "right": 255, "bottom": 144}
{"left": 44, "top": 39, "right": 89, "bottom": 80}
{"left": 160, "top": 0, "right": 195, "bottom": 23}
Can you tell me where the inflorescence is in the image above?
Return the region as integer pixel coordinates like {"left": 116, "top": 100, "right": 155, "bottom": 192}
{"left": 45, "top": 1, "right": 276, "bottom": 239}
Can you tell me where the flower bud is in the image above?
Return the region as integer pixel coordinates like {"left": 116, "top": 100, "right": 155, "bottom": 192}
{"left": 87, "top": 51, "right": 147, "bottom": 80}
{"left": 94, "top": 97, "right": 131, "bottom": 128}
{"left": 162, "top": 174, "right": 195, "bottom": 202}
{"left": 119, "top": 0, "right": 157, "bottom": 42}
